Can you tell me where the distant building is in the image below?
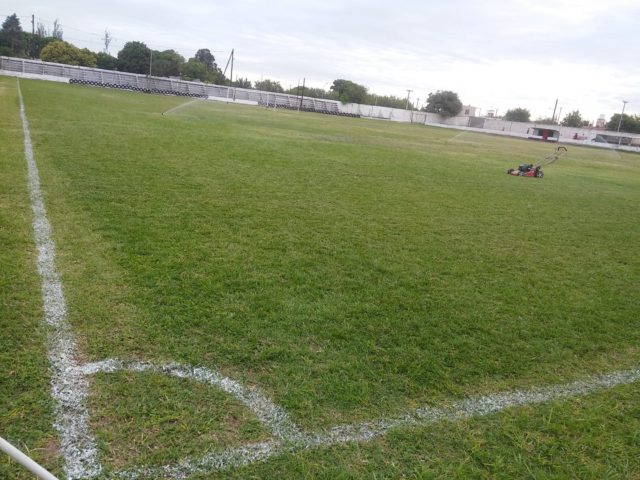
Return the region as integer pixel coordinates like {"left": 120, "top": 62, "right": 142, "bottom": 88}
{"left": 460, "top": 105, "right": 478, "bottom": 117}
{"left": 595, "top": 114, "right": 606, "bottom": 129}
{"left": 528, "top": 127, "right": 560, "bottom": 142}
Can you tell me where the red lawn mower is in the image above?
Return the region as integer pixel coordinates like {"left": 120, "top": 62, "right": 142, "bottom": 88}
{"left": 507, "top": 146, "right": 567, "bottom": 178}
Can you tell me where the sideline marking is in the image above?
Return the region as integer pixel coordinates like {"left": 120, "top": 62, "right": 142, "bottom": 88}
{"left": 18, "top": 78, "right": 640, "bottom": 479}
{"left": 18, "top": 79, "right": 102, "bottom": 479}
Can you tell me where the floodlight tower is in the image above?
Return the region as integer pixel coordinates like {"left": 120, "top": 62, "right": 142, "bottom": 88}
{"left": 617, "top": 100, "right": 628, "bottom": 146}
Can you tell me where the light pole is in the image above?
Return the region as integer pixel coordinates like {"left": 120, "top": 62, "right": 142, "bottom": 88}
{"left": 617, "top": 100, "right": 628, "bottom": 146}
{"left": 405, "top": 89, "right": 413, "bottom": 110}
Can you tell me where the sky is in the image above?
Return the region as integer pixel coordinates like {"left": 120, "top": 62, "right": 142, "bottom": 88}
{"left": 4, "top": 0, "right": 639, "bottom": 122}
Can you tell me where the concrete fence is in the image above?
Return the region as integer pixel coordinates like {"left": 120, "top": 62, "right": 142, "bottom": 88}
{"left": 0, "top": 56, "right": 346, "bottom": 115}
{"left": 2, "top": 56, "right": 639, "bottom": 149}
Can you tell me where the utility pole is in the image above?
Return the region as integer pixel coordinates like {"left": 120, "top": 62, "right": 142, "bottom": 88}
{"left": 30, "top": 14, "right": 35, "bottom": 58}
{"left": 617, "top": 100, "right": 628, "bottom": 146}
{"left": 298, "top": 78, "right": 306, "bottom": 111}
{"left": 551, "top": 98, "right": 558, "bottom": 124}
{"left": 222, "top": 49, "right": 235, "bottom": 87}
{"left": 405, "top": 89, "right": 413, "bottom": 110}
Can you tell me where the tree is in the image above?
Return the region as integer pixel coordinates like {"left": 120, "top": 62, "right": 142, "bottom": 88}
{"left": 40, "top": 40, "right": 95, "bottom": 67}
{"left": 151, "top": 49, "right": 184, "bottom": 77}
{"left": 561, "top": 110, "right": 584, "bottom": 127}
{"left": 232, "top": 77, "right": 251, "bottom": 89}
{"left": 180, "top": 58, "right": 208, "bottom": 81}
{"left": 184, "top": 49, "right": 226, "bottom": 83}
{"left": 52, "top": 19, "right": 63, "bottom": 40}
{"left": 424, "top": 90, "right": 462, "bottom": 117}
{"left": 330, "top": 79, "right": 368, "bottom": 104}
{"left": 102, "top": 30, "right": 112, "bottom": 53}
{"left": 194, "top": 48, "right": 216, "bottom": 71}
{"left": 1, "top": 14, "right": 24, "bottom": 56}
{"left": 36, "top": 22, "right": 48, "bottom": 37}
{"left": 96, "top": 52, "right": 118, "bottom": 70}
{"left": 254, "top": 79, "right": 284, "bottom": 93}
{"left": 28, "top": 34, "right": 56, "bottom": 59}
{"left": 366, "top": 94, "right": 411, "bottom": 109}
{"left": 504, "top": 107, "right": 531, "bottom": 122}
{"left": 286, "top": 86, "right": 328, "bottom": 99}
{"left": 117, "top": 41, "right": 151, "bottom": 74}
{"left": 534, "top": 117, "right": 555, "bottom": 125}
{"left": 606, "top": 113, "right": 640, "bottom": 134}
{"left": 78, "top": 48, "right": 97, "bottom": 67}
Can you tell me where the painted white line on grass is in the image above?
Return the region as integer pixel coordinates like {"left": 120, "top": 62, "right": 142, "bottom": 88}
{"left": 16, "top": 78, "right": 640, "bottom": 479}
{"left": 78, "top": 359, "right": 303, "bottom": 441}
{"left": 18, "top": 79, "right": 102, "bottom": 480}
{"left": 90, "top": 359, "right": 639, "bottom": 479}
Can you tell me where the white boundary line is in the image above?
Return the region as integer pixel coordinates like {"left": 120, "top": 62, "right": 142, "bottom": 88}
{"left": 90, "top": 363, "right": 638, "bottom": 479}
{"left": 17, "top": 77, "right": 640, "bottom": 479}
{"left": 18, "top": 79, "right": 102, "bottom": 480}
{"left": 77, "top": 360, "right": 303, "bottom": 442}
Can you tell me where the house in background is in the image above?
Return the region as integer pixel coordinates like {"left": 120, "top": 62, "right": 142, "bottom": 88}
{"left": 528, "top": 127, "right": 560, "bottom": 142}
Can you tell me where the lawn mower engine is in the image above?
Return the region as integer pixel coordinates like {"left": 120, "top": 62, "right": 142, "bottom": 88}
{"left": 507, "top": 164, "right": 543, "bottom": 178}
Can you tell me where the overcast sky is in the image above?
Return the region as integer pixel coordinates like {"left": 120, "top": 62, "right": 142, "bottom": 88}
{"left": 6, "top": 0, "right": 639, "bottom": 121}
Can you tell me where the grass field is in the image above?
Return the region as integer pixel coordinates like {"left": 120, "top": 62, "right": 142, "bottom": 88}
{"left": 1, "top": 76, "right": 639, "bottom": 479}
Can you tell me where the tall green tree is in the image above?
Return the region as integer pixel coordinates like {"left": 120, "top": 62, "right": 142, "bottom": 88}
{"left": 606, "top": 113, "right": 640, "bottom": 134}
{"left": 254, "top": 79, "right": 285, "bottom": 93}
{"left": 1, "top": 14, "right": 24, "bottom": 56}
{"left": 28, "top": 34, "right": 56, "bottom": 58}
{"left": 117, "top": 41, "right": 151, "bottom": 74}
{"left": 180, "top": 58, "right": 208, "bottom": 81}
{"left": 233, "top": 77, "right": 251, "bottom": 89}
{"left": 40, "top": 40, "right": 96, "bottom": 67}
{"left": 187, "top": 49, "right": 225, "bottom": 83}
{"left": 504, "top": 107, "right": 531, "bottom": 122}
{"left": 194, "top": 48, "right": 216, "bottom": 71}
{"left": 151, "top": 49, "right": 184, "bottom": 77}
{"left": 561, "top": 110, "right": 584, "bottom": 127}
{"left": 424, "top": 90, "right": 462, "bottom": 117}
{"left": 96, "top": 52, "right": 118, "bottom": 70}
{"left": 330, "top": 79, "right": 368, "bottom": 104}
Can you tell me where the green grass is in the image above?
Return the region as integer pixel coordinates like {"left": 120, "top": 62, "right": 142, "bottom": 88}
{"left": 3, "top": 76, "right": 640, "bottom": 477}
{"left": 0, "top": 78, "right": 60, "bottom": 477}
